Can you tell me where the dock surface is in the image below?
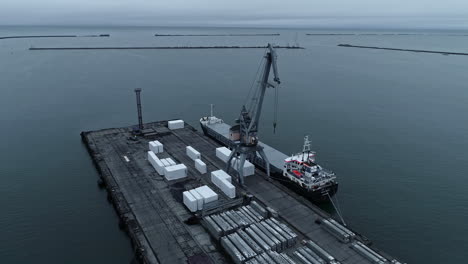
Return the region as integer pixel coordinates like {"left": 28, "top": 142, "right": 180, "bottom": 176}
{"left": 81, "top": 120, "right": 402, "bottom": 264}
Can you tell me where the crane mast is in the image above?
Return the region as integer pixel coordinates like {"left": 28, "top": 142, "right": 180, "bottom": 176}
{"left": 227, "top": 44, "right": 281, "bottom": 185}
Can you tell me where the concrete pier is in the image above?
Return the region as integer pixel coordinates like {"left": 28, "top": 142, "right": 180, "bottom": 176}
{"left": 81, "top": 120, "right": 403, "bottom": 264}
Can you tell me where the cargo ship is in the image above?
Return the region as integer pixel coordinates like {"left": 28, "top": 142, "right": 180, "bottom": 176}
{"left": 200, "top": 115, "right": 338, "bottom": 202}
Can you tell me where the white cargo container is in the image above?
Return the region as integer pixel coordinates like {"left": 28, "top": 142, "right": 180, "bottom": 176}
{"left": 216, "top": 147, "right": 231, "bottom": 163}
{"left": 168, "top": 120, "right": 184, "bottom": 130}
{"left": 156, "top": 141, "right": 164, "bottom": 153}
{"left": 211, "top": 170, "right": 232, "bottom": 183}
{"left": 160, "top": 158, "right": 171, "bottom": 167}
{"left": 147, "top": 151, "right": 158, "bottom": 165}
{"left": 194, "top": 185, "right": 218, "bottom": 204}
{"left": 149, "top": 141, "right": 159, "bottom": 153}
{"left": 183, "top": 191, "right": 198, "bottom": 212}
{"left": 189, "top": 189, "right": 204, "bottom": 210}
{"left": 164, "top": 164, "right": 187, "bottom": 180}
{"left": 219, "top": 179, "right": 236, "bottom": 198}
{"left": 230, "top": 158, "right": 255, "bottom": 177}
{"left": 210, "top": 170, "right": 235, "bottom": 198}
{"left": 147, "top": 151, "right": 165, "bottom": 175}
{"left": 195, "top": 159, "right": 207, "bottom": 174}
{"left": 154, "top": 158, "right": 165, "bottom": 175}
{"left": 166, "top": 158, "right": 176, "bottom": 166}
{"left": 186, "top": 146, "right": 201, "bottom": 160}
{"left": 149, "top": 140, "right": 163, "bottom": 153}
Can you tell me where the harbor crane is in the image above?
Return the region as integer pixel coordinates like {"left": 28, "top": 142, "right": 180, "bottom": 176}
{"left": 226, "top": 43, "right": 281, "bottom": 185}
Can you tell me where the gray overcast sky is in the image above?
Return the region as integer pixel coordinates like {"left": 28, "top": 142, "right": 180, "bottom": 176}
{"left": 2, "top": 0, "right": 468, "bottom": 28}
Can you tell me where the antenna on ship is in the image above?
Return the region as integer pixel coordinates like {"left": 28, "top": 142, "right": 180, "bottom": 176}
{"left": 302, "top": 135, "right": 311, "bottom": 161}
{"left": 210, "top": 104, "right": 214, "bottom": 118}
{"left": 303, "top": 135, "right": 311, "bottom": 152}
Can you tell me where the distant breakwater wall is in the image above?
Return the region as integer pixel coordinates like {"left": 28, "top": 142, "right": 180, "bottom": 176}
{"left": 155, "top": 33, "right": 280, "bottom": 37}
{"left": 29, "top": 45, "right": 304, "bottom": 51}
{"left": 0, "top": 34, "right": 110, "bottom": 40}
{"left": 338, "top": 44, "right": 468, "bottom": 56}
{"left": 308, "top": 33, "right": 468, "bottom": 36}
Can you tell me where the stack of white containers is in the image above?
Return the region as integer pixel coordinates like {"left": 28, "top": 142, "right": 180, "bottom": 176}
{"left": 162, "top": 158, "right": 176, "bottom": 166}
{"left": 186, "top": 146, "right": 201, "bottom": 160}
{"left": 148, "top": 140, "right": 187, "bottom": 180}
{"left": 164, "top": 164, "right": 187, "bottom": 180}
{"left": 186, "top": 146, "right": 207, "bottom": 174}
{"left": 147, "top": 151, "right": 165, "bottom": 175}
{"left": 230, "top": 157, "right": 255, "bottom": 176}
{"left": 216, "top": 147, "right": 231, "bottom": 162}
{"left": 149, "top": 140, "right": 164, "bottom": 153}
{"left": 211, "top": 170, "right": 236, "bottom": 198}
{"left": 215, "top": 147, "right": 255, "bottom": 177}
{"left": 168, "top": 120, "right": 184, "bottom": 130}
{"left": 160, "top": 158, "right": 171, "bottom": 167}
{"left": 183, "top": 191, "right": 198, "bottom": 212}
{"left": 183, "top": 185, "right": 219, "bottom": 212}
{"left": 195, "top": 159, "right": 207, "bottom": 174}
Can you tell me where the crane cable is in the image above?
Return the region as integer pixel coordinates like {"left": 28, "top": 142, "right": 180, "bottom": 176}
{"left": 327, "top": 191, "right": 347, "bottom": 226}
{"left": 273, "top": 83, "right": 279, "bottom": 133}
{"left": 244, "top": 49, "right": 267, "bottom": 109}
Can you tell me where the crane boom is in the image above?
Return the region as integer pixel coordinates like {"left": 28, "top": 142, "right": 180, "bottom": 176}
{"left": 246, "top": 44, "right": 281, "bottom": 141}
{"left": 246, "top": 44, "right": 281, "bottom": 135}
{"left": 227, "top": 44, "right": 281, "bottom": 185}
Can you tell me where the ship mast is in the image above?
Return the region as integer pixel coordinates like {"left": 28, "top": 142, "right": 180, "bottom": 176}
{"left": 302, "top": 135, "right": 311, "bottom": 161}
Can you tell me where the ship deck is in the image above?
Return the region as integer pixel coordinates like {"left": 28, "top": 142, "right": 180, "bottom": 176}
{"left": 81, "top": 120, "right": 401, "bottom": 264}
{"left": 202, "top": 120, "right": 288, "bottom": 172}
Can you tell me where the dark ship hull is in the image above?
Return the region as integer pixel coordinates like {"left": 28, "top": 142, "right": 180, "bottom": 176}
{"left": 200, "top": 120, "right": 338, "bottom": 203}
{"left": 271, "top": 174, "right": 339, "bottom": 203}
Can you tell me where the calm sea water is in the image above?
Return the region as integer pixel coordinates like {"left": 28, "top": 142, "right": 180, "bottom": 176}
{"left": 1, "top": 26, "right": 467, "bottom": 263}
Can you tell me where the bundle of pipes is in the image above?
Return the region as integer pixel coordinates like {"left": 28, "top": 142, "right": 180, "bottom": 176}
{"left": 244, "top": 250, "right": 297, "bottom": 264}
{"left": 350, "top": 241, "right": 388, "bottom": 264}
{"left": 247, "top": 220, "right": 297, "bottom": 252}
{"left": 202, "top": 203, "right": 267, "bottom": 239}
{"left": 320, "top": 218, "right": 355, "bottom": 243}
{"left": 303, "top": 240, "right": 340, "bottom": 264}
{"left": 201, "top": 199, "right": 303, "bottom": 264}
{"left": 292, "top": 246, "right": 326, "bottom": 264}
{"left": 218, "top": 219, "right": 299, "bottom": 263}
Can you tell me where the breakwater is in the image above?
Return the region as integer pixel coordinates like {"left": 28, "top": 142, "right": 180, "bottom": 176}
{"left": 308, "top": 33, "right": 468, "bottom": 36}
{"left": 155, "top": 33, "right": 280, "bottom": 37}
{"left": 338, "top": 44, "right": 468, "bottom": 56}
{"left": 0, "top": 34, "right": 109, "bottom": 40}
{"left": 29, "top": 45, "right": 304, "bottom": 51}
